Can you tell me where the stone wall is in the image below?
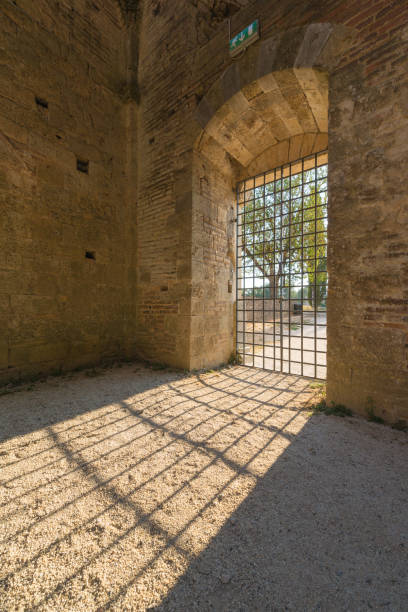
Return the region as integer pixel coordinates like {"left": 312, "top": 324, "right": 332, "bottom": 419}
{"left": 1, "top": 0, "right": 407, "bottom": 420}
{"left": 0, "top": 0, "right": 138, "bottom": 381}
{"left": 328, "top": 30, "right": 408, "bottom": 421}
{"left": 136, "top": 0, "right": 408, "bottom": 420}
{"left": 240, "top": 299, "right": 291, "bottom": 323}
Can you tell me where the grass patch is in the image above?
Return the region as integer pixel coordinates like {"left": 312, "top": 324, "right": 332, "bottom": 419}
{"left": 391, "top": 420, "right": 408, "bottom": 432}
{"left": 366, "top": 409, "right": 385, "bottom": 424}
{"left": 365, "top": 397, "right": 385, "bottom": 424}
{"left": 151, "top": 363, "right": 167, "bottom": 371}
{"left": 0, "top": 380, "right": 38, "bottom": 396}
{"left": 85, "top": 368, "right": 103, "bottom": 378}
{"left": 310, "top": 399, "right": 352, "bottom": 418}
{"left": 228, "top": 352, "right": 242, "bottom": 365}
{"left": 309, "top": 382, "right": 325, "bottom": 390}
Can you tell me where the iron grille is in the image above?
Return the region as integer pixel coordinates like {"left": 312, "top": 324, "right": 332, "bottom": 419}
{"left": 236, "top": 151, "right": 328, "bottom": 379}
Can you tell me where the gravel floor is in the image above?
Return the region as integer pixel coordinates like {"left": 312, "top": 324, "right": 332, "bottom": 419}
{"left": 0, "top": 363, "right": 407, "bottom": 611}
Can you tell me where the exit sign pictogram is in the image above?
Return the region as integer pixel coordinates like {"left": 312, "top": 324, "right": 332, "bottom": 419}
{"left": 229, "top": 20, "right": 259, "bottom": 57}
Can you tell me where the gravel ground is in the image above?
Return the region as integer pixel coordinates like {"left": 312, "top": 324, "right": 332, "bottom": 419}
{"left": 0, "top": 363, "right": 407, "bottom": 611}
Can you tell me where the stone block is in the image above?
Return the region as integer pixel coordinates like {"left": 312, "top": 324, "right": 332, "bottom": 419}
{"left": 294, "top": 23, "right": 333, "bottom": 69}
{"left": 221, "top": 63, "right": 241, "bottom": 102}
{"left": 37, "top": 161, "right": 65, "bottom": 187}
{"left": 257, "top": 32, "right": 281, "bottom": 79}
{"left": 0, "top": 339, "right": 8, "bottom": 369}
{"left": 195, "top": 97, "right": 214, "bottom": 130}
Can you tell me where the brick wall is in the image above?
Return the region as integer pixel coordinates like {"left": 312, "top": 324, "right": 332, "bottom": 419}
{"left": 328, "top": 25, "right": 408, "bottom": 420}
{"left": 1, "top": 0, "right": 407, "bottom": 419}
{"left": 136, "top": 0, "right": 408, "bottom": 419}
{"left": 0, "top": 0, "right": 138, "bottom": 381}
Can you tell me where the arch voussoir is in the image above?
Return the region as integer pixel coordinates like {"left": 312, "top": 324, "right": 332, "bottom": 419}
{"left": 195, "top": 23, "right": 353, "bottom": 135}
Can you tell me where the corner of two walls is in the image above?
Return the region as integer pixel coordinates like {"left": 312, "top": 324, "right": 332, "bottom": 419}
{"left": 3, "top": 0, "right": 407, "bottom": 425}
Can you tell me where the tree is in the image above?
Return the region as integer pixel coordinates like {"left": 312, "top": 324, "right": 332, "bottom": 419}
{"left": 240, "top": 164, "right": 327, "bottom": 307}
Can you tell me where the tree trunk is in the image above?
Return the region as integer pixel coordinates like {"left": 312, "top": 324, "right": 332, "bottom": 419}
{"left": 244, "top": 246, "right": 285, "bottom": 300}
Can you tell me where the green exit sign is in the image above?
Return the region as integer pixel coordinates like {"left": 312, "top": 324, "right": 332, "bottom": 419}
{"left": 229, "top": 20, "right": 259, "bottom": 57}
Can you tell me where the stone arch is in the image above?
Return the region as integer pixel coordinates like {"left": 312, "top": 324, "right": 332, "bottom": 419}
{"left": 194, "top": 23, "right": 353, "bottom": 135}
{"left": 189, "top": 23, "right": 354, "bottom": 370}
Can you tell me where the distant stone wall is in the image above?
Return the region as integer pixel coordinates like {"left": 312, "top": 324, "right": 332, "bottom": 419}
{"left": 240, "top": 299, "right": 291, "bottom": 323}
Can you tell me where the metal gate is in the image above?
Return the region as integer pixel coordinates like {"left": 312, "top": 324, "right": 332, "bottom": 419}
{"left": 236, "top": 151, "right": 328, "bottom": 379}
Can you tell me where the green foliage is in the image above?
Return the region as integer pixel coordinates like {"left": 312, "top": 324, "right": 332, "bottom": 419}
{"left": 241, "top": 165, "right": 328, "bottom": 307}
{"left": 85, "top": 368, "right": 102, "bottom": 377}
{"left": 228, "top": 351, "right": 242, "bottom": 365}
{"left": 309, "top": 381, "right": 326, "bottom": 390}
{"left": 391, "top": 420, "right": 408, "bottom": 432}
{"left": 311, "top": 399, "right": 352, "bottom": 417}
{"left": 367, "top": 411, "right": 385, "bottom": 424}
{"left": 365, "top": 397, "right": 385, "bottom": 424}
{"left": 243, "top": 286, "right": 271, "bottom": 298}
{"left": 151, "top": 362, "right": 166, "bottom": 371}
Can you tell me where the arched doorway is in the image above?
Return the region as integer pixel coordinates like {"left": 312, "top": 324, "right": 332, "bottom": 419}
{"left": 237, "top": 149, "right": 328, "bottom": 378}
{"left": 190, "top": 24, "right": 352, "bottom": 376}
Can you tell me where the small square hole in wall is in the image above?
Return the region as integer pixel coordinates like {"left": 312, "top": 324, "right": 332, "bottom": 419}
{"left": 77, "top": 158, "right": 89, "bottom": 174}
{"left": 85, "top": 251, "right": 96, "bottom": 260}
{"left": 35, "top": 96, "right": 48, "bottom": 110}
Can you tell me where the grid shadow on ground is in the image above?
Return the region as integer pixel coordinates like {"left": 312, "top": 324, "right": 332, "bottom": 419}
{"left": 0, "top": 364, "right": 406, "bottom": 611}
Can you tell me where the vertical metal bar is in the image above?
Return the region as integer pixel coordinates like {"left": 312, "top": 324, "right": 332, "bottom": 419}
{"left": 326, "top": 153, "right": 328, "bottom": 380}
{"left": 236, "top": 180, "right": 239, "bottom": 364}
{"left": 244, "top": 188, "right": 246, "bottom": 365}
{"left": 273, "top": 168, "right": 276, "bottom": 373}
{"left": 251, "top": 178, "right": 256, "bottom": 367}
{"left": 314, "top": 153, "right": 318, "bottom": 379}
{"left": 288, "top": 161, "right": 292, "bottom": 375}
{"left": 301, "top": 157, "right": 304, "bottom": 377}
{"left": 262, "top": 174, "right": 265, "bottom": 370}
{"left": 279, "top": 171, "right": 283, "bottom": 374}
{"left": 235, "top": 150, "right": 327, "bottom": 379}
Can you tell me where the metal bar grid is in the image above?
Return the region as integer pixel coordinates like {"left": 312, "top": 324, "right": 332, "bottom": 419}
{"left": 236, "top": 151, "right": 328, "bottom": 379}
